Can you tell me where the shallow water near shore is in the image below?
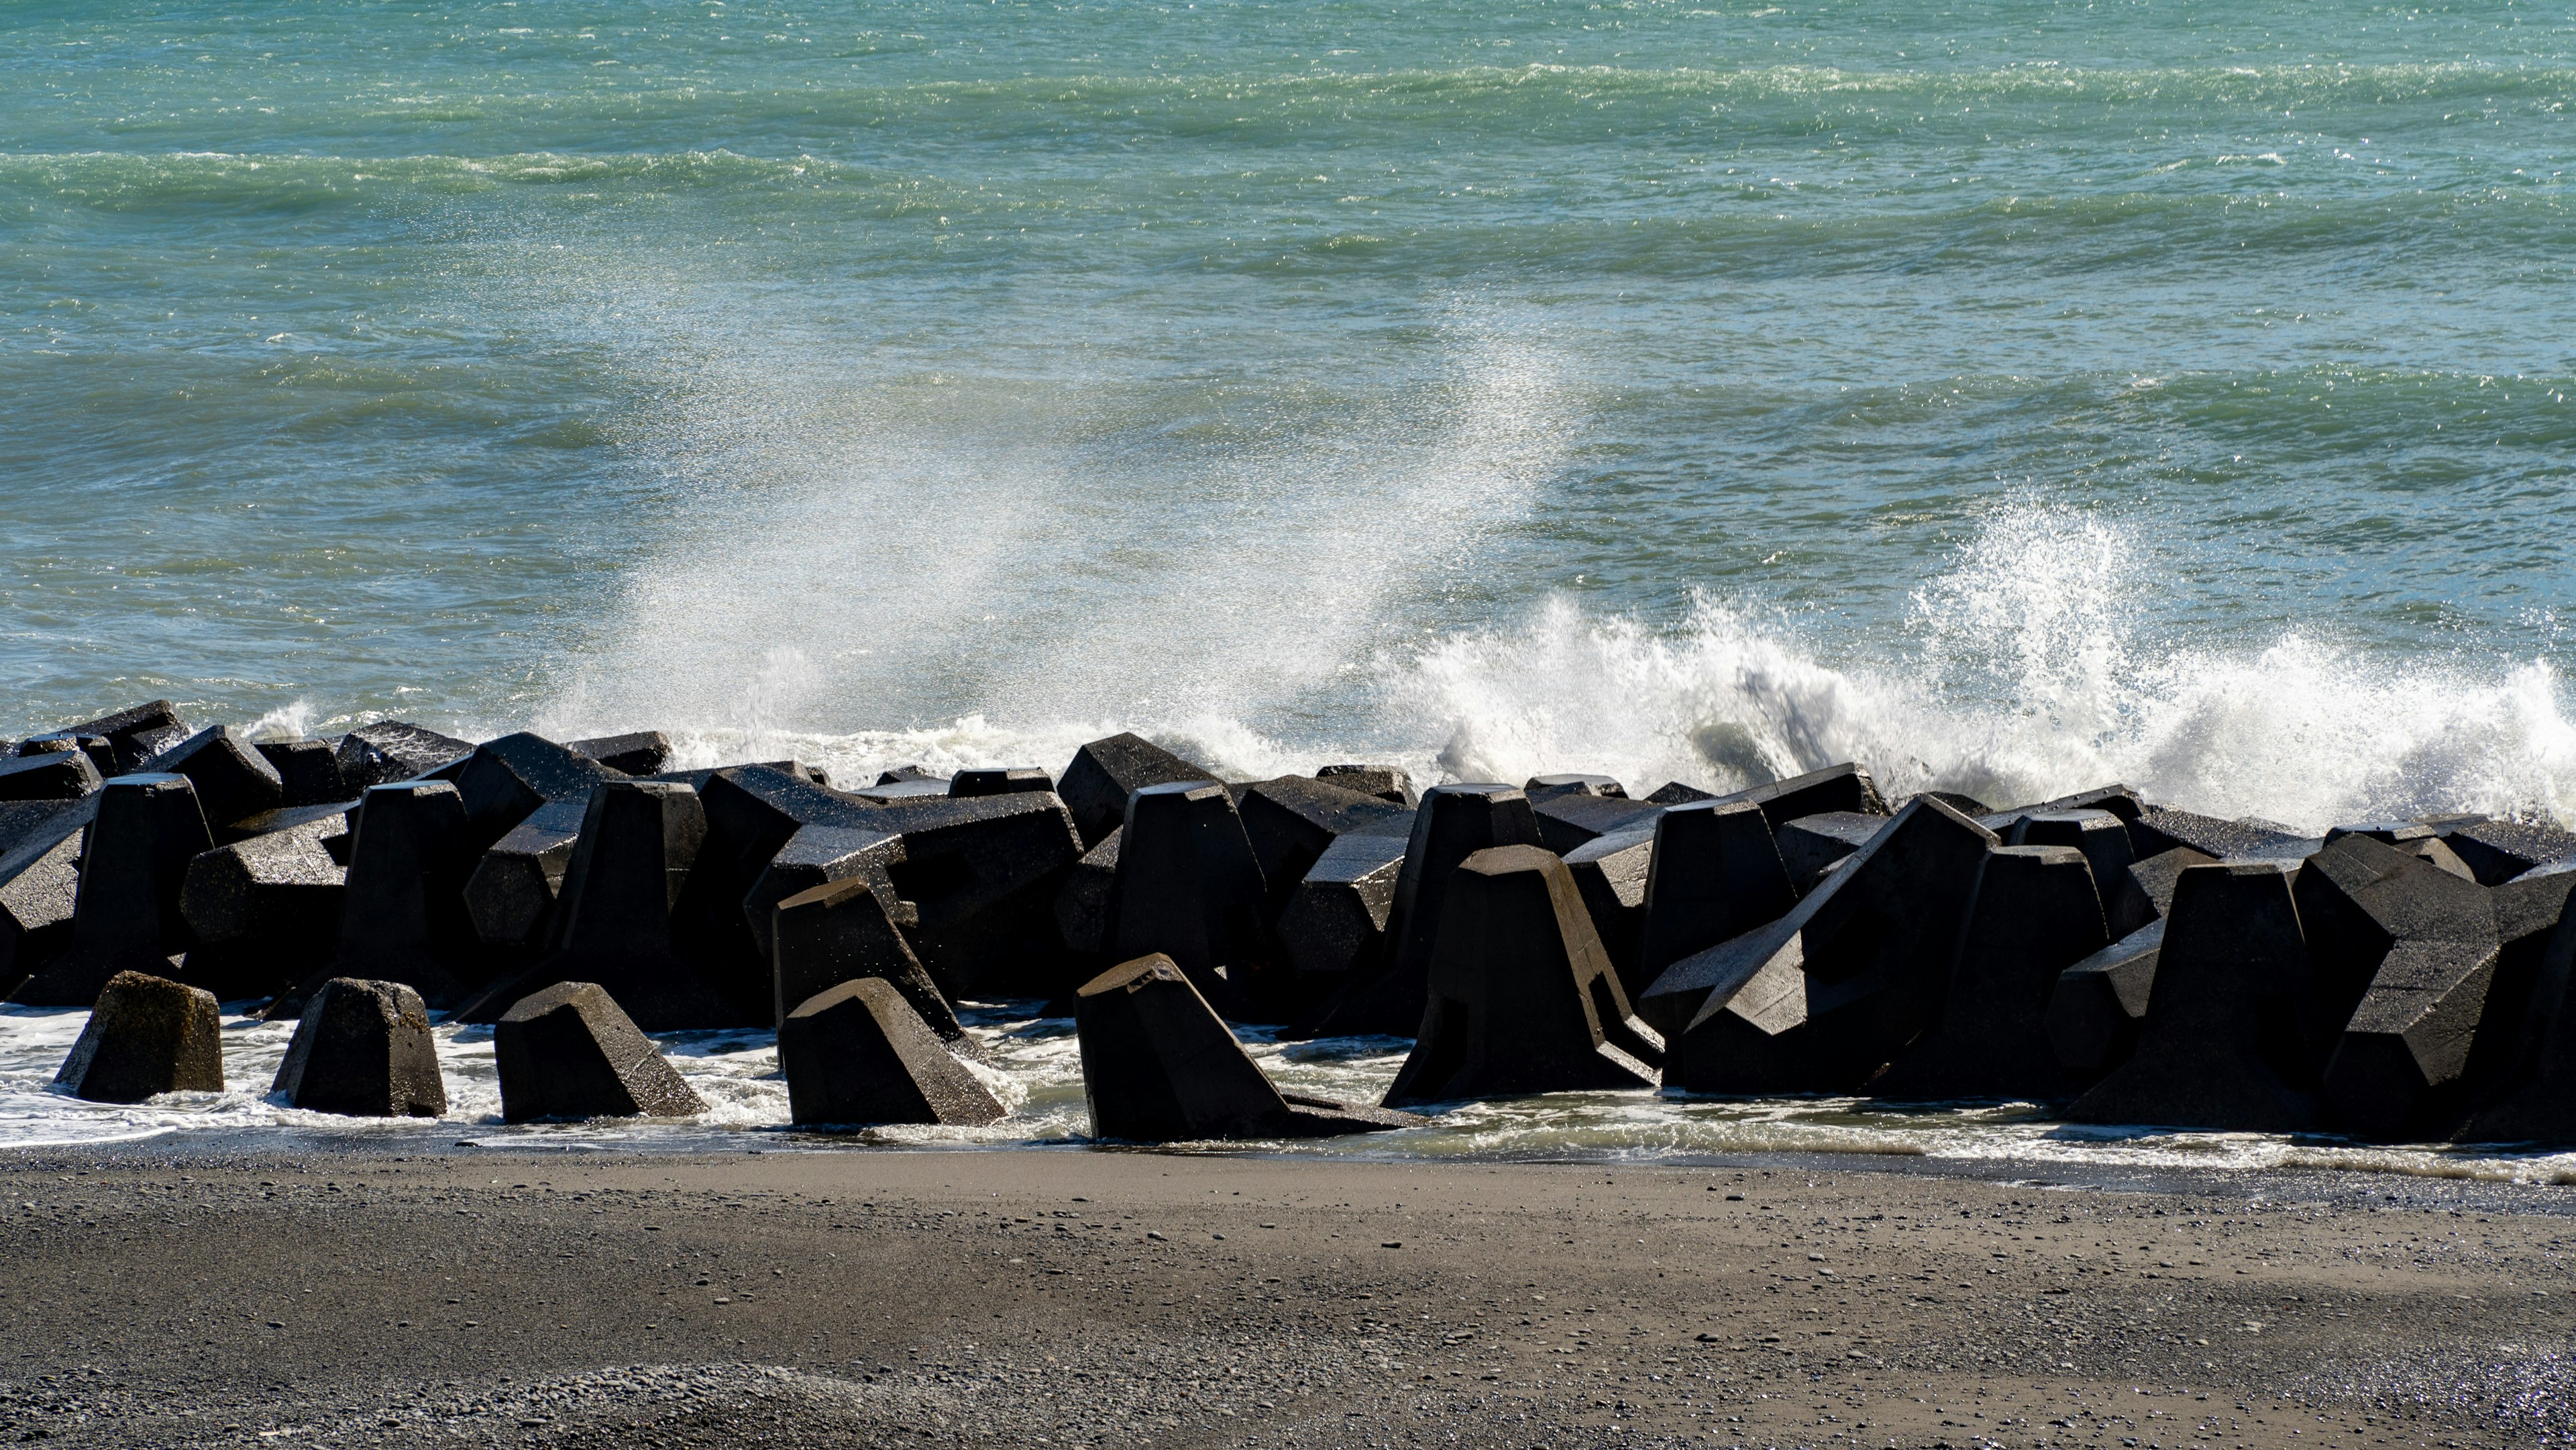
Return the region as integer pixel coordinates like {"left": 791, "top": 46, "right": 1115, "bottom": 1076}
{"left": 9, "top": 1000, "right": 2575, "bottom": 1189}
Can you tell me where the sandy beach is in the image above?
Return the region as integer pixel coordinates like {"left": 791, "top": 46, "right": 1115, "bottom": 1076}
{"left": 2, "top": 1145, "right": 2569, "bottom": 1449}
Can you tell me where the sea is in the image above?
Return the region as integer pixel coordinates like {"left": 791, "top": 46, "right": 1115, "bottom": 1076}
{"left": 5, "top": 0, "right": 2575, "bottom": 1176}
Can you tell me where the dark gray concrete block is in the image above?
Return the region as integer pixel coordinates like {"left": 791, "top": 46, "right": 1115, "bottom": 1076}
{"left": 141, "top": 725, "right": 284, "bottom": 830}
{"left": 2296, "top": 833, "right": 2497, "bottom": 1060}
{"left": 951, "top": 767, "right": 1055, "bottom": 798}
{"left": 453, "top": 732, "right": 625, "bottom": 846}
{"left": 1712, "top": 762, "right": 1888, "bottom": 831}
{"left": 2324, "top": 937, "right": 2504, "bottom": 1142}
{"left": 1644, "top": 781, "right": 1717, "bottom": 806}
{"left": 1774, "top": 812, "right": 1888, "bottom": 892}
{"left": 1524, "top": 774, "right": 1627, "bottom": 802}
{"left": 15, "top": 733, "right": 113, "bottom": 777}
{"left": 1273, "top": 829, "right": 1409, "bottom": 984}
{"left": 1914, "top": 791, "right": 1994, "bottom": 817}
{"left": 850, "top": 770, "right": 952, "bottom": 802}
{"left": 178, "top": 810, "right": 347, "bottom": 1002}
{"left": 2106, "top": 845, "right": 2219, "bottom": 941}
{"left": 0, "top": 802, "right": 89, "bottom": 1000}
{"left": 335, "top": 721, "right": 474, "bottom": 790}
{"left": 1645, "top": 797, "right": 1999, "bottom": 1094}
{"left": 272, "top": 977, "right": 445, "bottom": 1118}
{"left": 871, "top": 792, "right": 1085, "bottom": 1000}
{"left": 780, "top": 976, "right": 1001, "bottom": 1128}
{"left": 0, "top": 749, "right": 100, "bottom": 802}
{"left": 771, "top": 875, "right": 964, "bottom": 1045}
{"left": 1383, "top": 845, "right": 1662, "bottom": 1106}
{"left": 741, "top": 823, "right": 909, "bottom": 968}
{"left": 1074, "top": 954, "right": 1422, "bottom": 1141}
{"left": 2045, "top": 920, "right": 2165, "bottom": 1081}
{"left": 286, "top": 782, "right": 482, "bottom": 1014}
{"left": 668, "top": 765, "right": 888, "bottom": 1011}
{"left": 25, "top": 701, "right": 191, "bottom": 776}
{"left": 1316, "top": 764, "right": 1415, "bottom": 806}
{"left": 566, "top": 731, "right": 672, "bottom": 776}
{"left": 2065, "top": 863, "right": 2323, "bottom": 1131}
{"left": 54, "top": 970, "right": 223, "bottom": 1104}
{"left": 1237, "top": 776, "right": 1411, "bottom": 916}
{"left": 1988, "top": 784, "right": 2147, "bottom": 824}
{"left": 1532, "top": 792, "right": 1660, "bottom": 858}
{"left": 1057, "top": 733, "right": 1220, "bottom": 848}
{"left": 494, "top": 981, "right": 705, "bottom": 1123}
{"left": 1564, "top": 825, "right": 1657, "bottom": 987}
{"left": 1629, "top": 799, "right": 1797, "bottom": 1011}
{"left": 1106, "top": 781, "right": 1273, "bottom": 1016}
{"left": 2129, "top": 810, "right": 2318, "bottom": 862}
{"left": 254, "top": 739, "right": 347, "bottom": 809}
{"left": 1055, "top": 827, "right": 1120, "bottom": 960}
{"left": 462, "top": 798, "right": 588, "bottom": 953}
{"left": 1871, "top": 845, "right": 2106, "bottom": 1101}
{"left": 11, "top": 775, "right": 212, "bottom": 1008}
{"left": 498, "top": 781, "right": 737, "bottom": 1031}
{"left": 2004, "top": 809, "right": 2136, "bottom": 917}
{"left": 2439, "top": 817, "right": 2576, "bottom": 888}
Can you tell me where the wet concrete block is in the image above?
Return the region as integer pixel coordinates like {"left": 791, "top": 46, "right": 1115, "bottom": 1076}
{"left": 668, "top": 765, "right": 888, "bottom": 1011}
{"left": 2463, "top": 862, "right": 2576, "bottom": 1108}
{"left": 1383, "top": 845, "right": 1663, "bottom": 1105}
{"left": 741, "top": 823, "right": 909, "bottom": 968}
{"left": 0, "top": 802, "right": 89, "bottom": 1000}
{"left": 1316, "top": 764, "right": 1415, "bottom": 806}
{"left": 462, "top": 799, "right": 588, "bottom": 953}
{"left": 0, "top": 749, "right": 101, "bottom": 802}
{"left": 771, "top": 875, "right": 965, "bottom": 1045}
{"left": 2323, "top": 937, "right": 2505, "bottom": 1142}
{"left": 2440, "top": 817, "right": 2576, "bottom": 888}
{"left": 2106, "top": 845, "right": 2219, "bottom": 941}
{"left": 26, "top": 701, "right": 191, "bottom": 776}
{"left": 2296, "top": 833, "right": 2497, "bottom": 1057}
{"left": 178, "top": 810, "right": 348, "bottom": 1002}
{"left": 10, "top": 774, "right": 213, "bottom": 1008}
{"left": 1914, "top": 790, "right": 1994, "bottom": 817}
{"left": 494, "top": 980, "right": 706, "bottom": 1123}
{"left": 54, "top": 970, "right": 223, "bottom": 1104}
{"left": 335, "top": 721, "right": 475, "bottom": 790}
{"left": 2004, "top": 809, "right": 2136, "bottom": 914}
{"left": 1274, "top": 829, "right": 1409, "bottom": 983}
{"left": 2065, "top": 862, "right": 2324, "bottom": 1131}
{"left": 454, "top": 732, "right": 625, "bottom": 847}
{"left": 1644, "top": 781, "right": 1717, "bottom": 806}
{"left": 15, "top": 733, "right": 113, "bottom": 778}
{"left": 850, "top": 769, "right": 953, "bottom": 802}
{"left": 1238, "top": 776, "right": 1411, "bottom": 915}
{"left": 566, "top": 731, "right": 672, "bottom": 776}
{"left": 871, "top": 792, "right": 1085, "bottom": 1000}
{"left": 1713, "top": 762, "right": 1889, "bottom": 831}
{"left": 1292, "top": 782, "right": 1547, "bottom": 1039}
{"left": 951, "top": 767, "right": 1055, "bottom": 798}
{"left": 1524, "top": 774, "right": 1628, "bottom": 802}
{"left": 1057, "top": 733, "right": 1220, "bottom": 848}
{"left": 1644, "top": 796, "right": 1999, "bottom": 1094}
{"left": 496, "top": 781, "right": 738, "bottom": 1031}
{"left": 254, "top": 739, "right": 347, "bottom": 809}
{"left": 272, "top": 977, "right": 445, "bottom": 1118}
{"left": 1774, "top": 812, "right": 1888, "bottom": 892}
{"left": 142, "top": 725, "right": 284, "bottom": 832}
{"left": 1563, "top": 826, "right": 1656, "bottom": 984}
{"left": 2323, "top": 821, "right": 2474, "bottom": 881}
{"left": 1630, "top": 799, "right": 1798, "bottom": 1006}
{"left": 287, "top": 781, "right": 483, "bottom": 1014}
{"left": 1075, "top": 954, "right": 1422, "bottom": 1141}
{"left": 2044, "top": 920, "right": 2165, "bottom": 1081}
{"left": 1988, "top": 784, "right": 2148, "bottom": 825}
{"left": 1871, "top": 845, "right": 2108, "bottom": 1101}
{"left": 1055, "top": 827, "right": 1120, "bottom": 960}
{"left": 2129, "top": 810, "right": 2318, "bottom": 863}
{"left": 780, "top": 976, "right": 1002, "bottom": 1128}
{"left": 1532, "top": 792, "right": 1660, "bottom": 857}
{"left": 1106, "top": 781, "right": 1273, "bottom": 1015}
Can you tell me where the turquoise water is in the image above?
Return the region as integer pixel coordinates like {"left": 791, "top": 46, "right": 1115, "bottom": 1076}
{"left": 7, "top": 1, "right": 2576, "bottom": 826}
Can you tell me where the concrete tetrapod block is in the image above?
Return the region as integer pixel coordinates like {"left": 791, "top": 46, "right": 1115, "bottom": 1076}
{"left": 24, "top": 701, "right": 191, "bottom": 776}
{"left": 1237, "top": 776, "right": 1410, "bottom": 917}
{"left": 667, "top": 765, "right": 888, "bottom": 1013}
{"left": 849, "top": 772, "right": 951, "bottom": 803}
{"left": 1532, "top": 793, "right": 1661, "bottom": 858}
{"left": 2044, "top": 920, "right": 2165, "bottom": 1082}
{"left": 1524, "top": 774, "right": 1628, "bottom": 802}
{"left": 0, "top": 749, "right": 101, "bottom": 802}
{"left": 2129, "top": 811, "right": 2318, "bottom": 863}
{"left": 772, "top": 876, "right": 966, "bottom": 1046}
{"left": 1316, "top": 764, "right": 1415, "bottom": 807}
{"left": 178, "top": 809, "right": 349, "bottom": 1002}
{"left": 2003, "top": 810, "right": 2135, "bottom": 913}
{"left": 2322, "top": 937, "right": 2507, "bottom": 1142}
{"left": 463, "top": 799, "right": 588, "bottom": 953}
{"left": 0, "top": 802, "right": 89, "bottom": 1000}
{"left": 1383, "top": 845, "right": 1663, "bottom": 1106}
{"left": 1980, "top": 786, "right": 2149, "bottom": 837}
{"left": 11, "top": 776, "right": 213, "bottom": 1008}
{"left": 740, "top": 823, "right": 909, "bottom": 968}
{"left": 1644, "top": 782, "right": 1717, "bottom": 806}
{"left": 1870, "top": 845, "right": 2108, "bottom": 1102}
{"left": 1293, "top": 782, "right": 1548, "bottom": 1039}
{"left": 1774, "top": 813, "right": 1888, "bottom": 892}
{"left": 2064, "top": 863, "right": 2323, "bottom": 1132}
{"left": 54, "top": 970, "right": 223, "bottom": 1104}
{"left": 1273, "top": 829, "right": 1409, "bottom": 984}
{"left": 1055, "top": 827, "right": 1120, "bottom": 960}
{"left": 480, "top": 782, "right": 739, "bottom": 1031}
{"left": 1106, "top": 781, "right": 1273, "bottom": 1017}
{"left": 2322, "top": 822, "right": 2474, "bottom": 881}
{"left": 17, "top": 734, "right": 113, "bottom": 778}
{"left": 1642, "top": 796, "right": 1999, "bottom": 1095}
{"left": 870, "top": 792, "right": 1085, "bottom": 1000}
{"left": 254, "top": 739, "right": 347, "bottom": 809}
{"left": 566, "top": 731, "right": 673, "bottom": 776}
{"left": 1074, "top": 954, "right": 1422, "bottom": 1141}
{"left": 2295, "top": 834, "right": 2498, "bottom": 1054}
{"left": 779, "top": 977, "right": 1002, "bottom": 1128}
{"left": 2105, "top": 845, "right": 2218, "bottom": 940}
{"left": 1057, "top": 733, "right": 1222, "bottom": 849}
{"left": 1629, "top": 799, "right": 1798, "bottom": 1010}
{"left": 950, "top": 767, "right": 1055, "bottom": 798}
{"left": 335, "top": 721, "right": 474, "bottom": 791}
{"left": 2452, "top": 864, "right": 2576, "bottom": 1147}
{"left": 271, "top": 977, "right": 445, "bottom": 1118}
{"left": 1712, "top": 762, "right": 1889, "bottom": 831}
{"left": 140, "top": 725, "right": 284, "bottom": 833}
{"left": 453, "top": 733, "right": 626, "bottom": 847}
{"left": 2440, "top": 817, "right": 2576, "bottom": 888}
{"left": 493, "top": 981, "right": 705, "bottom": 1124}
{"left": 274, "top": 782, "right": 483, "bottom": 1017}
{"left": 1563, "top": 826, "right": 1657, "bottom": 985}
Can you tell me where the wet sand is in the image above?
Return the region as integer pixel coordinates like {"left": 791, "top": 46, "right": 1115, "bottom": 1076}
{"left": 1, "top": 1145, "right": 2569, "bottom": 1449}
